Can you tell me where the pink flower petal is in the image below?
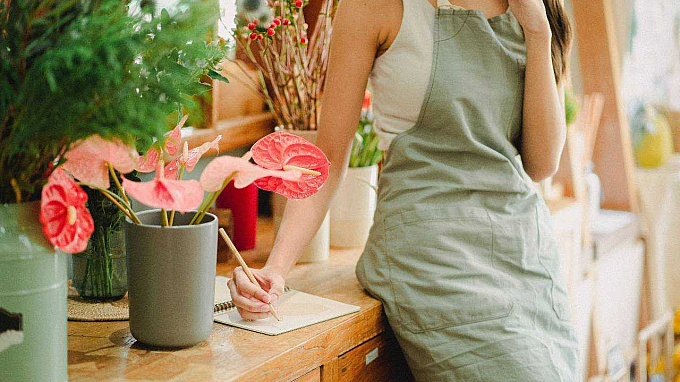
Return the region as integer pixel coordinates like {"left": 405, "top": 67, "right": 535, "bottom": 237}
{"left": 163, "top": 135, "right": 221, "bottom": 180}
{"left": 200, "top": 155, "right": 302, "bottom": 192}
{"left": 136, "top": 147, "right": 160, "bottom": 173}
{"left": 63, "top": 135, "right": 139, "bottom": 189}
{"left": 164, "top": 114, "right": 189, "bottom": 156}
{"left": 251, "top": 132, "right": 306, "bottom": 170}
{"left": 123, "top": 177, "right": 204, "bottom": 213}
{"left": 164, "top": 157, "right": 181, "bottom": 180}
{"left": 41, "top": 197, "right": 68, "bottom": 239}
{"left": 160, "top": 179, "right": 205, "bottom": 212}
{"left": 185, "top": 135, "right": 221, "bottom": 172}
{"left": 62, "top": 156, "right": 109, "bottom": 189}
{"left": 250, "top": 132, "right": 331, "bottom": 199}
{"left": 45, "top": 167, "right": 89, "bottom": 205}
{"left": 40, "top": 168, "right": 94, "bottom": 253}
{"left": 56, "top": 205, "right": 94, "bottom": 253}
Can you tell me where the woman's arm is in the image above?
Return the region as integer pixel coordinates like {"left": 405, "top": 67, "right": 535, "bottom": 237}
{"left": 228, "top": 0, "right": 397, "bottom": 320}
{"left": 510, "top": 0, "right": 567, "bottom": 182}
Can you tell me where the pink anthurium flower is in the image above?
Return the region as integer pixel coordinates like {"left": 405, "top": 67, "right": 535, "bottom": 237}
{"left": 250, "top": 131, "right": 330, "bottom": 199}
{"left": 165, "top": 135, "right": 222, "bottom": 180}
{"left": 200, "top": 155, "right": 303, "bottom": 192}
{"left": 135, "top": 115, "right": 221, "bottom": 179}
{"left": 122, "top": 162, "right": 204, "bottom": 213}
{"left": 135, "top": 114, "right": 189, "bottom": 173}
{"left": 62, "top": 135, "right": 139, "bottom": 189}
{"left": 164, "top": 114, "right": 188, "bottom": 156}
{"left": 40, "top": 168, "right": 94, "bottom": 253}
{"left": 136, "top": 147, "right": 160, "bottom": 173}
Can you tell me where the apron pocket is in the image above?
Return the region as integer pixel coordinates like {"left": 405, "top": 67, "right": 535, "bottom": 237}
{"left": 383, "top": 207, "right": 514, "bottom": 333}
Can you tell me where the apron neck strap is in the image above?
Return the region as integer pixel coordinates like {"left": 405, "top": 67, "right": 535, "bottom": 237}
{"left": 437, "top": 0, "right": 466, "bottom": 9}
{"left": 437, "top": 0, "right": 451, "bottom": 8}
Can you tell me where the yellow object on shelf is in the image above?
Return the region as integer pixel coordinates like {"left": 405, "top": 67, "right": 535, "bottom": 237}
{"left": 636, "top": 107, "right": 674, "bottom": 167}
{"left": 645, "top": 342, "right": 680, "bottom": 376}
{"left": 647, "top": 356, "right": 666, "bottom": 375}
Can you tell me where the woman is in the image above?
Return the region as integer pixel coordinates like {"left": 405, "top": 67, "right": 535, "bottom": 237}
{"left": 229, "top": 0, "right": 578, "bottom": 380}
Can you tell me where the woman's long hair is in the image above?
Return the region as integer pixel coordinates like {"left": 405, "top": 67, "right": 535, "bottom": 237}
{"left": 543, "top": 0, "right": 573, "bottom": 85}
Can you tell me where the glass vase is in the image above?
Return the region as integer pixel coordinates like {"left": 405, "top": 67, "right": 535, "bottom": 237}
{"left": 71, "top": 187, "right": 127, "bottom": 300}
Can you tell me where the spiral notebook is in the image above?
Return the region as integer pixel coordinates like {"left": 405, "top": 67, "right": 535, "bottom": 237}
{"left": 213, "top": 276, "right": 360, "bottom": 336}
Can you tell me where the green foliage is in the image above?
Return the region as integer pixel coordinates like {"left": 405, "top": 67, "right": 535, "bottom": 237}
{"left": 565, "top": 89, "right": 578, "bottom": 126}
{"left": 349, "top": 117, "right": 382, "bottom": 168}
{"left": 0, "top": 0, "right": 229, "bottom": 203}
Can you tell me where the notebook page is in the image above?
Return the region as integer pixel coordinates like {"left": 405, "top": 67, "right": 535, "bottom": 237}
{"left": 213, "top": 281, "right": 360, "bottom": 336}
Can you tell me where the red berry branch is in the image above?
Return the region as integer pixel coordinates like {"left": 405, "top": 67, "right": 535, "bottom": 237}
{"left": 231, "top": 0, "right": 336, "bottom": 131}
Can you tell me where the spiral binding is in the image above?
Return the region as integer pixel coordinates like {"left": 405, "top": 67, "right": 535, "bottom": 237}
{"left": 214, "top": 286, "right": 290, "bottom": 313}
{"left": 214, "top": 301, "right": 236, "bottom": 313}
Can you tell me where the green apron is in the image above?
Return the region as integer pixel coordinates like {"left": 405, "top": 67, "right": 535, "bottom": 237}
{"left": 356, "top": 3, "right": 579, "bottom": 381}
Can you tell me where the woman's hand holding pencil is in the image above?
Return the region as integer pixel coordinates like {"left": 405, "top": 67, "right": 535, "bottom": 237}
{"left": 222, "top": 229, "right": 286, "bottom": 321}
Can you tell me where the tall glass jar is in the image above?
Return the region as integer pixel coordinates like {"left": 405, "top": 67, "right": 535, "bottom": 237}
{"left": 71, "top": 186, "right": 127, "bottom": 300}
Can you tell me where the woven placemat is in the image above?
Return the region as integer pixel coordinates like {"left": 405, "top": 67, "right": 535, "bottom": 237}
{"left": 67, "top": 285, "right": 129, "bottom": 322}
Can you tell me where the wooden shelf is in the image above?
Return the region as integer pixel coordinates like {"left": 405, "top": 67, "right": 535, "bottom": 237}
{"left": 184, "top": 112, "right": 275, "bottom": 154}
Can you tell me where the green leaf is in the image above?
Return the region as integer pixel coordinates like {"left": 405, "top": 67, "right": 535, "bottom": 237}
{"left": 0, "top": 0, "right": 230, "bottom": 203}
{"left": 182, "top": 81, "right": 213, "bottom": 96}
{"left": 45, "top": 69, "right": 57, "bottom": 92}
{"left": 207, "top": 69, "right": 229, "bottom": 83}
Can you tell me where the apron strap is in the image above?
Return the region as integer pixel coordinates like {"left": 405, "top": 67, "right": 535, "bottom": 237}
{"left": 436, "top": 0, "right": 465, "bottom": 9}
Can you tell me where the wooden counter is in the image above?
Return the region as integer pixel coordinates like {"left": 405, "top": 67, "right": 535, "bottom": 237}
{"left": 67, "top": 199, "right": 577, "bottom": 381}
{"left": 67, "top": 220, "right": 411, "bottom": 382}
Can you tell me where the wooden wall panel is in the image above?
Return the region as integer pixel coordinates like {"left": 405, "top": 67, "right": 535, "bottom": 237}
{"left": 571, "top": 0, "right": 639, "bottom": 212}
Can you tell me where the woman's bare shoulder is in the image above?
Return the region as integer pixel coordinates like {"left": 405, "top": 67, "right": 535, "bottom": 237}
{"left": 337, "top": 0, "right": 403, "bottom": 53}
{"left": 338, "top": 0, "right": 402, "bottom": 15}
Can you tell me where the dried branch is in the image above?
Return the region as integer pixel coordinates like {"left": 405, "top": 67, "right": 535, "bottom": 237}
{"left": 232, "top": 0, "right": 335, "bottom": 131}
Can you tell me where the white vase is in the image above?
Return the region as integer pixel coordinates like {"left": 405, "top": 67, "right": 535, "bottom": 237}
{"left": 272, "top": 128, "right": 330, "bottom": 263}
{"left": 330, "top": 165, "right": 379, "bottom": 248}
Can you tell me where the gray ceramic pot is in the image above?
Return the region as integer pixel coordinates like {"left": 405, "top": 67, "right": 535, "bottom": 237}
{"left": 125, "top": 210, "right": 217, "bottom": 348}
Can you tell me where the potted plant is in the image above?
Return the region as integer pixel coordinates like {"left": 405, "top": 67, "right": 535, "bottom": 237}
{"left": 0, "top": 0, "right": 228, "bottom": 378}
{"left": 330, "top": 90, "right": 382, "bottom": 247}
{"left": 57, "top": 128, "right": 328, "bottom": 348}
{"left": 230, "top": 0, "right": 336, "bottom": 261}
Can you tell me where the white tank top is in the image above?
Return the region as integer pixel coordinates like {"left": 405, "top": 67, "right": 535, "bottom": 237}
{"left": 370, "top": 0, "right": 463, "bottom": 150}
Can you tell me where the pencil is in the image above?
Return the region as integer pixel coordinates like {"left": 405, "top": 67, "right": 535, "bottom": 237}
{"left": 218, "top": 228, "right": 281, "bottom": 321}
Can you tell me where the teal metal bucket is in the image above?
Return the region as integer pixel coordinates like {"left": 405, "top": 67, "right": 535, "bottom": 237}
{"left": 0, "top": 202, "right": 68, "bottom": 382}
